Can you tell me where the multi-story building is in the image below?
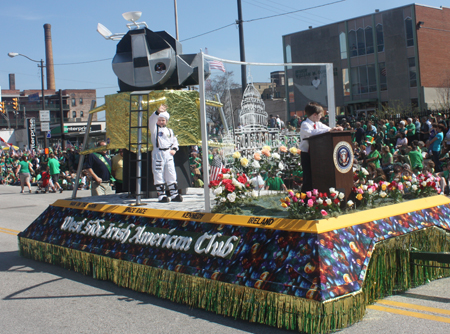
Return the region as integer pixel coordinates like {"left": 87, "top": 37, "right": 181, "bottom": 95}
{"left": 1, "top": 75, "right": 101, "bottom": 148}
{"left": 283, "top": 4, "right": 450, "bottom": 117}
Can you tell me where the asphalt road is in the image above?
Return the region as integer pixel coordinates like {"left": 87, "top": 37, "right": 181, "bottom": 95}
{"left": 1, "top": 185, "right": 450, "bottom": 334}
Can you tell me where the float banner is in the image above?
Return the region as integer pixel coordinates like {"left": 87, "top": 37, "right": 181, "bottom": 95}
{"left": 18, "top": 198, "right": 450, "bottom": 302}
{"left": 27, "top": 117, "right": 36, "bottom": 151}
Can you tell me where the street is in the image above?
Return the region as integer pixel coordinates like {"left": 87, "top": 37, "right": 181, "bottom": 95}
{"left": 1, "top": 184, "right": 450, "bottom": 334}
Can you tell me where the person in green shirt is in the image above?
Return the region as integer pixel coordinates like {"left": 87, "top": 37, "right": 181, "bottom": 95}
{"left": 406, "top": 118, "right": 416, "bottom": 143}
{"left": 408, "top": 140, "right": 423, "bottom": 173}
{"left": 366, "top": 143, "right": 381, "bottom": 169}
{"left": 48, "top": 153, "right": 63, "bottom": 193}
{"left": 15, "top": 155, "right": 34, "bottom": 193}
{"left": 265, "top": 173, "right": 287, "bottom": 191}
{"left": 380, "top": 145, "right": 393, "bottom": 175}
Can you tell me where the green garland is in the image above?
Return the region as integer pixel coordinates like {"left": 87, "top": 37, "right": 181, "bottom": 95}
{"left": 18, "top": 226, "right": 450, "bottom": 333}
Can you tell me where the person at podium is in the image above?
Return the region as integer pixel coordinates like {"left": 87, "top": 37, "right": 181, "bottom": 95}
{"left": 299, "top": 102, "right": 343, "bottom": 192}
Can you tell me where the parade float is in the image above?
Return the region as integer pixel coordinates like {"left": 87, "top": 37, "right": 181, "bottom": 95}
{"left": 18, "top": 12, "right": 450, "bottom": 334}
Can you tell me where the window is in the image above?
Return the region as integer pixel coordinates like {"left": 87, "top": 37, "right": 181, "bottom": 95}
{"left": 376, "top": 24, "right": 384, "bottom": 52}
{"left": 379, "top": 62, "right": 387, "bottom": 91}
{"left": 408, "top": 57, "right": 417, "bottom": 87}
{"left": 348, "top": 30, "right": 357, "bottom": 57}
{"left": 351, "top": 67, "right": 360, "bottom": 93}
{"left": 342, "top": 68, "right": 350, "bottom": 96}
{"left": 357, "top": 28, "right": 365, "bottom": 56}
{"left": 365, "top": 26, "right": 374, "bottom": 54}
{"left": 79, "top": 98, "right": 83, "bottom": 105}
{"left": 339, "top": 32, "right": 347, "bottom": 59}
{"left": 80, "top": 111, "right": 84, "bottom": 117}
{"left": 71, "top": 98, "right": 76, "bottom": 107}
{"left": 405, "top": 18, "right": 414, "bottom": 47}
{"left": 359, "top": 66, "right": 368, "bottom": 93}
{"left": 72, "top": 111, "right": 77, "bottom": 118}
{"left": 367, "top": 64, "right": 376, "bottom": 92}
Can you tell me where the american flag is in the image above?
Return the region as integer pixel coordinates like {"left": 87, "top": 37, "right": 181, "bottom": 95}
{"left": 209, "top": 154, "right": 223, "bottom": 181}
{"left": 209, "top": 60, "right": 226, "bottom": 72}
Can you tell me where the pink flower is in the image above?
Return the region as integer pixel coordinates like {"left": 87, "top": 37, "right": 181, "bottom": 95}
{"left": 293, "top": 197, "right": 298, "bottom": 202}
{"left": 321, "top": 210, "right": 328, "bottom": 216}
{"left": 289, "top": 191, "right": 295, "bottom": 197}
{"left": 357, "top": 188, "right": 364, "bottom": 194}
{"left": 312, "top": 189, "right": 319, "bottom": 196}
{"left": 398, "top": 183, "right": 404, "bottom": 191}
{"left": 307, "top": 199, "right": 314, "bottom": 207}
{"left": 306, "top": 191, "right": 312, "bottom": 198}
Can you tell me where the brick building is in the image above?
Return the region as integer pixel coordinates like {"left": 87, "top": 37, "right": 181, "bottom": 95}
{"left": 283, "top": 4, "right": 450, "bottom": 117}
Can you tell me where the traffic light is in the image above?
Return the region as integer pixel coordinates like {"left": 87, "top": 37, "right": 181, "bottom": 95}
{"left": 0, "top": 102, "right": 4, "bottom": 114}
{"left": 12, "top": 98, "right": 19, "bottom": 111}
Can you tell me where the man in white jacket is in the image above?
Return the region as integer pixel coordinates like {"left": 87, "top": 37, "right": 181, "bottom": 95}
{"left": 149, "top": 104, "right": 182, "bottom": 203}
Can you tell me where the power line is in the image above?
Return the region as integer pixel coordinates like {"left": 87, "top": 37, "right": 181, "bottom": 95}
{"left": 180, "top": 0, "right": 345, "bottom": 42}
{"left": 180, "top": 23, "right": 236, "bottom": 42}
{"left": 54, "top": 58, "right": 112, "bottom": 66}
{"left": 245, "top": 0, "right": 346, "bottom": 23}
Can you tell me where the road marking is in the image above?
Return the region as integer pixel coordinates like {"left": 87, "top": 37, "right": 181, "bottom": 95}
{"left": 0, "top": 227, "right": 20, "bottom": 236}
{"left": 367, "top": 305, "right": 450, "bottom": 324}
{"left": 377, "top": 300, "right": 450, "bottom": 316}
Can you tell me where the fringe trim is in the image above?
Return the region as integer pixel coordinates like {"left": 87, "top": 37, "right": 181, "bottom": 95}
{"left": 18, "top": 226, "right": 450, "bottom": 333}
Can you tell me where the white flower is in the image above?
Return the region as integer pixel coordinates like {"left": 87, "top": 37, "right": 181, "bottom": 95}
{"left": 232, "top": 178, "right": 244, "bottom": 189}
{"left": 325, "top": 199, "right": 332, "bottom": 205}
{"left": 213, "top": 186, "right": 223, "bottom": 195}
{"left": 421, "top": 181, "right": 427, "bottom": 187}
{"left": 379, "top": 191, "right": 387, "bottom": 198}
{"left": 329, "top": 187, "right": 336, "bottom": 194}
{"left": 405, "top": 181, "right": 411, "bottom": 187}
{"left": 272, "top": 152, "right": 281, "bottom": 160}
{"left": 362, "top": 185, "right": 368, "bottom": 191}
{"left": 338, "top": 192, "right": 345, "bottom": 199}
{"left": 251, "top": 160, "right": 260, "bottom": 168}
{"left": 220, "top": 197, "right": 227, "bottom": 202}
{"left": 251, "top": 190, "right": 259, "bottom": 198}
{"left": 278, "top": 162, "right": 284, "bottom": 170}
{"left": 368, "top": 188, "right": 373, "bottom": 195}
{"left": 361, "top": 167, "right": 369, "bottom": 175}
{"left": 222, "top": 173, "right": 231, "bottom": 179}
{"left": 317, "top": 198, "right": 323, "bottom": 205}
{"left": 347, "top": 200, "right": 354, "bottom": 206}
{"left": 368, "top": 180, "right": 374, "bottom": 185}
{"left": 227, "top": 192, "right": 236, "bottom": 202}
{"left": 412, "top": 185, "right": 418, "bottom": 191}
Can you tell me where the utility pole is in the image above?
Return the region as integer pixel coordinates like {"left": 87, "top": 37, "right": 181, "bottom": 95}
{"left": 59, "top": 89, "right": 66, "bottom": 150}
{"left": 237, "top": 0, "right": 247, "bottom": 93}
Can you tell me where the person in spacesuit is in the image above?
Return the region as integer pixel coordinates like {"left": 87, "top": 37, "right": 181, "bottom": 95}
{"left": 149, "top": 104, "right": 183, "bottom": 203}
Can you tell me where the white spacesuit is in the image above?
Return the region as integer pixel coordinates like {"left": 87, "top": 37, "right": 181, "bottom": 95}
{"left": 149, "top": 107, "right": 182, "bottom": 202}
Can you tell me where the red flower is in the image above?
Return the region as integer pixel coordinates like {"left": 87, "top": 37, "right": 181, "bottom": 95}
{"left": 237, "top": 175, "right": 247, "bottom": 184}
{"left": 333, "top": 198, "right": 340, "bottom": 204}
{"left": 209, "top": 180, "right": 220, "bottom": 187}
{"left": 323, "top": 202, "right": 328, "bottom": 207}
{"left": 222, "top": 179, "right": 232, "bottom": 184}
{"left": 222, "top": 168, "right": 230, "bottom": 174}
{"left": 225, "top": 183, "right": 235, "bottom": 192}
{"left": 218, "top": 174, "right": 223, "bottom": 179}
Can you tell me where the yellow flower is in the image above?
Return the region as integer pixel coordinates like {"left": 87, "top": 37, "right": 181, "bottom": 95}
{"left": 285, "top": 197, "right": 291, "bottom": 203}
{"left": 381, "top": 184, "right": 387, "bottom": 191}
{"left": 301, "top": 193, "right": 307, "bottom": 199}
{"left": 295, "top": 193, "right": 301, "bottom": 198}
{"left": 232, "top": 151, "right": 241, "bottom": 159}
{"left": 280, "top": 198, "right": 286, "bottom": 203}
{"left": 356, "top": 193, "right": 363, "bottom": 201}
{"left": 262, "top": 145, "right": 271, "bottom": 151}
{"left": 240, "top": 157, "right": 249, "bottom": 167}
{"left": 281, "top": 203, "right": 288, "bottom": 208}
{"left": 289, "top": 147, "right": 298, "bottom": 155}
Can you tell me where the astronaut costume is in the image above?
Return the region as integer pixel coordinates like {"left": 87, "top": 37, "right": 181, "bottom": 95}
{"left": 149, "top": 109, "right": 182, "bottom": 202}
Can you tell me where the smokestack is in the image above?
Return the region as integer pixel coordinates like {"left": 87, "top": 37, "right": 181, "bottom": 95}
{"left": 44, "top": 23, "right": 56, "bottom": 90}
{"left": 9, "top": 74, "right": 16, "bottom": 90}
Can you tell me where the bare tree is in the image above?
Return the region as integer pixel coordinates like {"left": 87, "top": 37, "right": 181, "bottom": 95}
{"left": 436, "top": 74, "right": 450, "bottom": 110}
{"left": 205, "top": 71, "right": 241, "bottom": 129}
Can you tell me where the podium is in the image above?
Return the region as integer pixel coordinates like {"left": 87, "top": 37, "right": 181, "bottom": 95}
{"left": 308, "top": 130, "right": 354, "bottom": 201}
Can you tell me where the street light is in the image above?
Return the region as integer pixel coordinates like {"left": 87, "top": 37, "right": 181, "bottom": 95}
{"left": 8, "top": 52, "right": 47, "bottom": 151}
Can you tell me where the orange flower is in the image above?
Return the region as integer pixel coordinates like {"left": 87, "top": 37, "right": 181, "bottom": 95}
{"left": 279, "top": 145, "right": 288, "bottom": 153}
{"left": 300, "top": 193, "right": 307, "bottom": 199}
{"left": 261, "top": 148, "right": 271, "bottom": 157}
{"left": 253, "top": 152, "right": 261, "bottom": 161}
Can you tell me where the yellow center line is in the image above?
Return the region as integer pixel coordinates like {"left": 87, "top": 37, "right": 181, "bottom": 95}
{"left": 0, "top": 230, "right": 19, "bottom": 236}
{"left": 0, "top": 227, "right": 21, "bottom": 233}
{"left": 367, "top": 305, "right": 450, "bottom": 324}
{"left": 377, "top": 300, "right": 450, "bottom": 316}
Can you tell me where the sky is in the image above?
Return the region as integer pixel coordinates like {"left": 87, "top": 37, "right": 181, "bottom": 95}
{"left": 0, "top": 0, "right": 446, "bottom": 120}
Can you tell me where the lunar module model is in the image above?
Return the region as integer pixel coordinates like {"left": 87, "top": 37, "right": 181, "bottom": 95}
{"left": 98, "top": 11, "right": 210, "bottom": 91}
